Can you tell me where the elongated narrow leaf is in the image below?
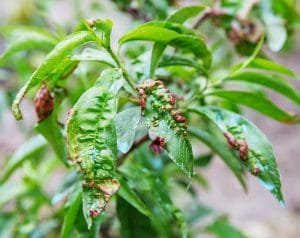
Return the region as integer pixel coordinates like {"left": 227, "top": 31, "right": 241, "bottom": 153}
{"left": 60, "top": 190, "right": 82, "bottom": 238}
{"left": 138, "top": 80, "right": 193, "bottom": 178}
{"left": 189, "top": 106, "right": 284, "bottom": 204}
{"left": 12, "top": 31, "right": 97, "bottom": 120}
{"left": 188, "top": 126, "right": 246, "bottom": 190}
{"left": 167, "top": 5, "right": 205, "bottom": 23}
{"left": 117, "top": 196, "right": 157, "bottom": 238}
{"left": 207, "top": 90, "right": 298, "bottom": 123}
{"left": 115, "top": 106, "right": 141, "bottom": 153}
{"left": 248, "top": 58, "right": 297, "bottom": 77}
{"left": 117, "top": 176, "right": 150, "bottom": 216}
{"left": 67, "top": 68, "right": 123, "bottom": 228}
{"left": 227, "top": 71, "right": 300, "bottom": 105}
{"left": 0, "top": 135, "right": 47, "bottom": 183}
{"left": 0, "top": 26, "right": 59, "bottom": 64}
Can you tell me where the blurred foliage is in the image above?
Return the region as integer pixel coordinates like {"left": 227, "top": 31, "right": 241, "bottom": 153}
{"left": 0, "top": 0, "right": 300, "bottom": 237}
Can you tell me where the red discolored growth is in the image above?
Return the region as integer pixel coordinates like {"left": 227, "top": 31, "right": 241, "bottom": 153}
{"left": 89, "top": 209, "right": 100, "bottom": 217}
{"left": 34, "top": 82, "right": 55, "bottom": 122}
{"left": 223, "top": 132, "right": 238, "bottom": 149}
{"left": 150, "top": 137, "right": 166, "bottom": 154}
{"left": 239, "top": 140, "right": 248, "bottom": 161}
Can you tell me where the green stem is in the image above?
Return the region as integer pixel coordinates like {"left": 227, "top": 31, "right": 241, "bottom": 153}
{"left": 107, "top": 48, "right": 136, "bottom": 92}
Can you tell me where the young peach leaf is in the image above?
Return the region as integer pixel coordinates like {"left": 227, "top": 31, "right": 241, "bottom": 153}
{"left": 66, "top": 68, "right": 123, "bottom": 228}
{"left": 167, "top": 5, "right": 206, "bottom": 23}
{"left": 12, "top": 31, "right": 97, "bottom": 120}
{"left": 207, "top": 90, "right": 299, "bottom": 123}
{"left": 0, "top": 26, "right": 59, "bottom": 64}
{"left": 189, "top": 106, "right": 284, "bottom": 204}
{"left": 227, "top": 71, "right": 300, "bottom": 105}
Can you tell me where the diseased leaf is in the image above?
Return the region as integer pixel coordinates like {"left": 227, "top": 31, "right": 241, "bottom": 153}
{"left": 35, "top": 88, "right": 67, "bottom": 163}
{"left": 188, "top": 125, "right": 246, "bottom": 190}
{"left": 207, "top": 90, "right": 298, "bottom": 123}
{"left": 167, "top": 5, "right": 205, "bottom": 23}
{"left": 115, "top": 106, "right": 141, "bottom": 153}
{"left": 205, "top": 216, "right": 248, "bottom": 238}
{"left": 138, "top": 80, "right": 193, "bottom": 178}
{"left": 12, "top": 31, "right": 97, "bottom": 120}
{"left": 227, "top": 71, "right": 300, "bottom": 105}
{"left": 189, "top": 106, "right": 284, "bottom": 204}
{"left": 0, "top": 135, "right": 47, "bottom": 183}
{"left": 66, "top": 68, "right": 123, "bottom": 228}
{"left": 0, "top": 26, "right": 59, "bottom": 64}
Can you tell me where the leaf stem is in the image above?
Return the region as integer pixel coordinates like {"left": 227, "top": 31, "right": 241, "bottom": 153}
{"left": 107, "top": 48, "right": 136, "bottom": 92}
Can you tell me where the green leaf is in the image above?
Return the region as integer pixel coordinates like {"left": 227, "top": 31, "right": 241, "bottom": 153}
{"left": 115, "top": 106, "right": 141, "bottom": 153}
{"left": 71, "top": 48, "right": 116, "bottom": 67}
{"left": 35, "top": 88, "right": 67, "bottom": 163}
{"left": 66, "top": 68, "right": 123, "bottom": 228}
{"left": 116, "top": 196, "right": 157, "bottom": 238}
{"left": 167, "top": 5, "right": 206, "bottom": 23}
{"left": 158, "top": 54, "right": 208, "bottom": 76}
{"left": 119, "top": 22, "right": 211, "bottom": 68}
{"left": 247, "top": 58, "right": 297, "bottom": 77}
{"left": 207, "top": 90, "right": 298, "bottom": 123}
{"left": 12, "top": 31, "right": 97, "bottom": 120}
{"left": 117, "top": 176, "right": 150, "bottom": 216}
{"left": 227, "top": 71, "right": 300, "bottom": 105}
{"left": 0, "top": 135, "right": 47, "bottom": 183}
{"left": 0, "top": 26, "right": 59, "bottom": 64}
{"left": 188, "top": 126, "right": 246, "bottom": 190}
{"left": 139, "top": 80, "right": 193, "bottom": 178}
{"left": 189, "top": 106, "right": 284, "bottom": 204}
{"left": 205, "top": 216, "right": 248, "bottom": 238}
{"left": 60, "top": 190, "right": 82, "bottom": 238}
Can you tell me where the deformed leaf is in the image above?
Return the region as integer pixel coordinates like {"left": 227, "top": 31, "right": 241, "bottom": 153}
{"left": 207, "top": 90, "right": 298, "bottom": 123}
{"left": 189, "top": 106, "right": 284, "bottom": 204}
{"left": 115, "top": 106, "right": 141, "bottom": 154}
{"left": 137, "top": 80, "right": 193, "bottom": 178}
{"left": 12, "top": 31, "right": 97, "bottom": 120}
{"left": 188, "top": 125, "right": 246, "bottom": 190}
{"left": 66, "top": 68, "right": 123, "bottom": 228}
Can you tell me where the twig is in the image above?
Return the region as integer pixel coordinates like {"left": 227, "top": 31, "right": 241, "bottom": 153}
{"left": 117, "top": 134, "right": 150, "bottom": 166}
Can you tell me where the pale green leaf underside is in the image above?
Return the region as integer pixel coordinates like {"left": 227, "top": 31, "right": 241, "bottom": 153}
{"left": 189, "top": 106, "right": 284, "bottom": 204}
{"left": 115, "top": 106, "right": 141, "bottom": 154}
{"left": 12, "top": 31, "right": 97, "bottom": 120}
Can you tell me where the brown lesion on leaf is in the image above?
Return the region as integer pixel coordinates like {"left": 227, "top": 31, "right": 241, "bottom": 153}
{"left": 34, "top": 82, "right": 55, "bottom": 122}
{"left": 150, "top": 136, "right": 166, "bottom": 154}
